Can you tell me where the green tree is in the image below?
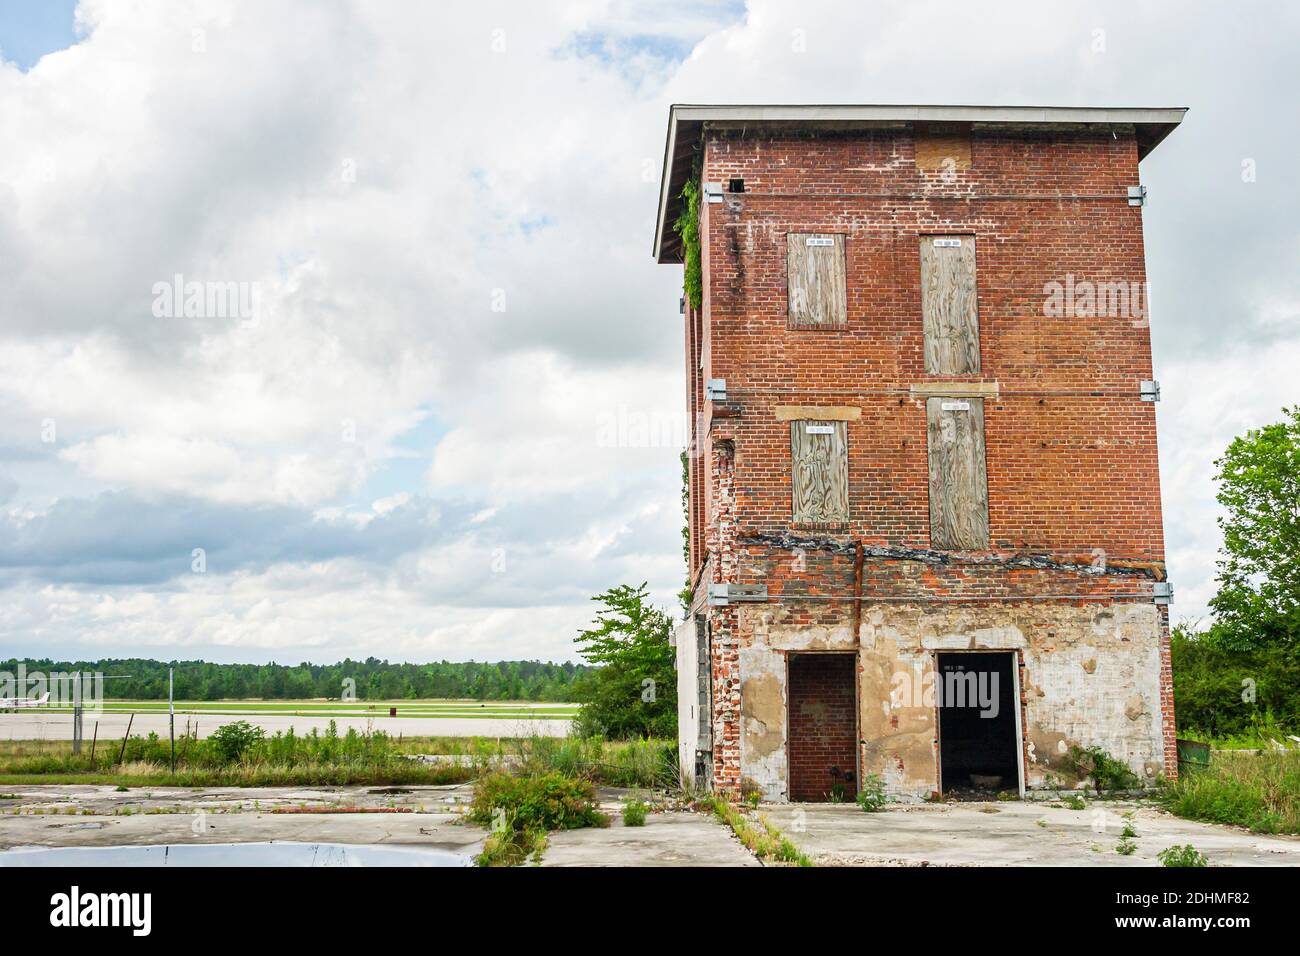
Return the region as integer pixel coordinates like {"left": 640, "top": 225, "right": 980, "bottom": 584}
{"left": 0, "top": 656, "right": 588, "bottom": 703}
{"left": 1210, "top": 407, "right": 1300, "bottom": 650}
{"left": 1171, "top": 623, "right": 1300, "bottom": 738}
{"left": 572, "top": 584, "right": 677, "bottom": 739}
{"left": 208, "top": 720, "right": 265, "bottom": 763}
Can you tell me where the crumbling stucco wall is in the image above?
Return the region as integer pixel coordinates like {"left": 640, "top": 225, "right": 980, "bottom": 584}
{"left": 737, "top": 613, "right": 857, "bottom": 801}
{"left": 735, "top": 600, "right": 1166, "bottom": 801}
{"left": 674, "top": 618, "right": 700, "bottom": 788}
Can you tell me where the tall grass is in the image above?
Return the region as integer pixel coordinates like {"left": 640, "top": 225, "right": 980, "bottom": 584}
{"left": 462, "top": 738, "right": 676, "bottom": 867}
{"left": 469, "top": 770, "right": 610, "bottom": 866}
{"left": 0, "top": 729, "right": 675, "bottom": 790}
{"left": 510, "top": 735, "right": 676, "bottom": 788}
{"left": 0, "top": 764, "right": 473, "bottom": 788}
{"left": 0, "top": 722, "right": 476, "bottom": 787}
{"left": 1163, "top": 751, "right": 1300, "bottom": 834}
{"left": 463, "top": 737, "right": 674, "bottom": 866}
{"left": 701, "top": 796, "right": 814, "bottom": 866}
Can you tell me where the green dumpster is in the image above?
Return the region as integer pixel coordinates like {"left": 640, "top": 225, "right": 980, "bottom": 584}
{"left": 1176, "top": 738, "right": 1210, "bottom": 773}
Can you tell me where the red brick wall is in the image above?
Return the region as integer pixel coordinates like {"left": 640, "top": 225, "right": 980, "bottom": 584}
{"left": 705, "top": 439, "right": 740, "bottom": 793}
{"left": 681, "top": 123, "right": 1174, "bottom": 794}
{"left": 788, "top": 653, "right": 858, "bottom": 801}
{"left": 697, "top": 125, "right": 1164, "bottom": 563}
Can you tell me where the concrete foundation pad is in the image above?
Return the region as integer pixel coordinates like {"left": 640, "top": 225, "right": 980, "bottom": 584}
{"left": 0, "top": 782, "right": 475, "bottom": 816}
{"left": 0, "top": 810, "right": 485, "bottom": 856}
{"left": 0, "top": 783, "right": 486, "bottom": 857}
{"left": 540, "top": 809, "right": 760, "bottom": 867}
{"left": 0, "top": 784, "right": 759, "bottom": 867}
{"left": 771, "top": 799, "right": 1300, "bottom": 866}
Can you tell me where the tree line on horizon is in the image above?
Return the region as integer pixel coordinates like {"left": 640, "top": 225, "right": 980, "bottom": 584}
{"left": 0, "top": 657, "right": 588, "bottom": 702}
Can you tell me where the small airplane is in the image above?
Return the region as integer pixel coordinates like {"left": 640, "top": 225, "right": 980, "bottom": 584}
{"left": 0, "top": 692, "right": 51, "bottom": 711}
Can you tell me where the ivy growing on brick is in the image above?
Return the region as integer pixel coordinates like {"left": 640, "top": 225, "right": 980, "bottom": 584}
{"left": 674, "top": 165, "right": 702, "bottom": 310}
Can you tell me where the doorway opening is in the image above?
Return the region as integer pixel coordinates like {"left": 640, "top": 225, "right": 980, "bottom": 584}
{"left": 937, "top": 651, "right": 1020, "bottom": 798}
{"left": 787, "top": 652, "right": 858, "bottom": 802}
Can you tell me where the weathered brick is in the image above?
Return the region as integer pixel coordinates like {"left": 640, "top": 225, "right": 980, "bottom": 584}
{"left": 674, "top": 119, "right": 1177, "bottom": 800}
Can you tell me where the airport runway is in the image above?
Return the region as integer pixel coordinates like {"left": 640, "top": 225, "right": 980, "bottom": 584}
{"left": 0, "top": 711, "right": 572, "bottom": 741}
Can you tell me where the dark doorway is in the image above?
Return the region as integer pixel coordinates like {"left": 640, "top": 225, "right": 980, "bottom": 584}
{"left": 937, "top": 652, "right": 1019, "bottom": 796}
{"left": 788, "top": 653, "right": 857, "bottom": 801}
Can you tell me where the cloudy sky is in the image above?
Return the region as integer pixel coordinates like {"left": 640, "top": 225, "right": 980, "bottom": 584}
{"left": 0, "top": 0, "right": 1294, "bottom": 665}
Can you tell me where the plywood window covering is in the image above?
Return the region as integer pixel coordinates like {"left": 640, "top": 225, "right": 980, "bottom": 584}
{"left": 791, "top": 420, "right": 849, "bottom": 525}
{"left": 920, "top": 235, "right": 980, "bottom": 374}
{"left": 926, "top": 397, "right": 989, "bottom": 550}
{"left": 914, "top": 123, "right": 972, "bottom": 172}
{"left": 787, "top": 233, "right": 847, "bottom": 328}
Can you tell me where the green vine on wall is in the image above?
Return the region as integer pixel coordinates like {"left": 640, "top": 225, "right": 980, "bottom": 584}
{"left": 678, "top": 449, "right": 693, "bottom": 613}
{"left": 675, "top": 159, "right": 702, "bottom": 614}
{"left": 674, "top": 168, "right": 702, "bottom": 310}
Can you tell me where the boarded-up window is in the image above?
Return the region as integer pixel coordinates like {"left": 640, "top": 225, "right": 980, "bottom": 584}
{"left": 791, "top": 420, "right": 849, "bottom": 525}
{"left": 787, "top": 233, "right": 847, "bottom": 328}
{"left": 915, "top": 123, "right": 972, "bottom": 172}
{"left": 920, "top": 235, "right": 980, "bottom": 374}
{"left": 926, "top": 397, "right": 988, "bottom": 549}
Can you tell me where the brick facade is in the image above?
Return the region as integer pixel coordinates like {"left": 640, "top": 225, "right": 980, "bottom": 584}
{"left": 673, "top": 115, "right": 1178, "bottom": 800}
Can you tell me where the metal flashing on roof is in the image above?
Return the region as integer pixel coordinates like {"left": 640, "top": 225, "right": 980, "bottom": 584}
{"left": 653, "top": 104, "right": 1187, "bottom": 263}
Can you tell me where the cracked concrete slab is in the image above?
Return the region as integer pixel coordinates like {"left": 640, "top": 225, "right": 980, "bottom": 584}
{"left": 770, "top": 800, "right": 1300, "bottom": 866}
{"left": 0, "top": 784, "right": 759, "bottom": 868}
{"left": 0, "top": 784, "right": 486, "bottom": 859}
{"left": 0, "top": 782, "right": 474, "bottom": 815}
{"left": 539, "top": 809, "right": 760, "bottom": 867}
{"left": 0, "top": 810, "right": 485, "bottom": 856}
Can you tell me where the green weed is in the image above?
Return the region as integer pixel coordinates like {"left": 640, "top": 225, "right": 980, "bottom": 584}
{"left": 1157, "top": 844, "right": 1208, "bottom": 867}
{"left": 622, "top": 797, "right": 649, "bottom": 827}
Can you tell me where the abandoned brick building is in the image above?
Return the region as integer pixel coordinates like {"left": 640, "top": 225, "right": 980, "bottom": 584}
{"left": 658, "top": 105, "right": 1185, "bottom": 802}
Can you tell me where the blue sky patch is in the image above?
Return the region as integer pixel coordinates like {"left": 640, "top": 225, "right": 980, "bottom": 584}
{"left": 0, "top": 0, "right": 79, "bottom": 71}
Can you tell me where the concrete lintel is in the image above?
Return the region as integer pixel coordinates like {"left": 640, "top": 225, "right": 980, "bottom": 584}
{"left": 908, "top": 382, "right": 1000, "bottom": 399}
{"left": 773, "top": 404, "right": 862, "bottom": 421}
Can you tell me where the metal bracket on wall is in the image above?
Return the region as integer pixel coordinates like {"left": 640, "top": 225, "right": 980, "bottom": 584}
{"left": 1140, "top": 380, "right": 1161, "bottom": 402}
{"left": 1128, "top": 185, "right": 1148, "bottom": 207}
{"left": 705, "top": 378, "right": 727, "bottom": 402}
{"left": 1153, "top": 582, "right": 1174, "bottom": 605}
{"left": 707, "top": 583, "right": 768, "bottom": 606}
{"left": 702, "top": 182, "right": 724, "bottom": 203}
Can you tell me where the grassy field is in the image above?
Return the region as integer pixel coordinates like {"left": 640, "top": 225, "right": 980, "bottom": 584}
{"left": 0, "top": 734, "right": 525, "bottom": 761}
{"left": 0, "top": 733, "right": 673, "bottom": 790}
{"left": 0, "top": 730, "right": 482, "bottom": 787}
{"left": 35, "top": 698, "right": 578, "bottom": 720}
{"left": 1164, "top": 750, "right": 1300, "bottom": 834}
{"left": 0, "top": 763, "right": 475, "bottom": 789}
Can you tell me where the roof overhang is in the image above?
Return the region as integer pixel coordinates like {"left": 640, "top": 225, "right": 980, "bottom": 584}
{"left": 652, "top": 104, "right": 1188, "bottom": 263}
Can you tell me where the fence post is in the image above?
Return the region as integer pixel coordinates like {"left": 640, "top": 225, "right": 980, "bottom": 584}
{"left": 117, "top": 713, "right": 135, "bottom": 765}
